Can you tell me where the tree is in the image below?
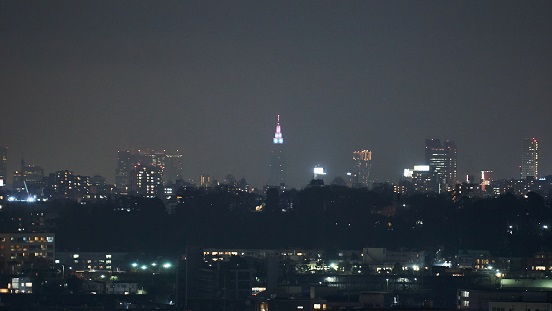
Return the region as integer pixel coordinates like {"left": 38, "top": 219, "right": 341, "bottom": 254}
{"left": 331, "top": 176, "right": 347, "bottom": 186}
{"left": 224, "top": 174, "right": 237, "bottom": 186}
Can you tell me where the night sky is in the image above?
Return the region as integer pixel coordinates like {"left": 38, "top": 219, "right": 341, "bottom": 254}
{"left": 1, "top": 0, "right": 551, "bottom": 188}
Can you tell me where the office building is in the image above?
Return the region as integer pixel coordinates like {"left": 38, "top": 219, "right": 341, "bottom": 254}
{"left": 521, "top": 138, "right": 538, "bottom": 180}
{"left": 351, "top": 149, "right": 372, "bottom": 188}
{"left": 164, "top": 152, "right": 184, "bottom": 184}
{"left": 313, "top": 165, "right": 326, "bottom": 180}
{"left": 115, "top": 150, "right": 132, "bottom": 194}
{"left": 425, "top": 139, "right": 457, "bottom": 190}
{"left": 133, "top": 149, "right": 165, "bottom": 167}
{"left": 268, "top": 115, "right": 286, "bottom": 188}
{"left": 410, "top": 165, "right": 438, "bottom": 193}
{"left": 116, "top": 149, "right": 184, "bottom": 195}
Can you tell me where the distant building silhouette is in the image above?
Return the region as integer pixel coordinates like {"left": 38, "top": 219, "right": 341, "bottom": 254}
{"left": 47, "top": 170, "right": 90, "bottom": 199}
{"left": 0, "top": 146, "right": 7, "bottom": 186}
{"left": 425, "top": 139, "right": 457, "bottom": 190}
{"left": 12, "top": 158, "right": 45, "bottom": 196}
{"left": 480, "top": 170, "right": 493, "bottom": 192}
{"left": 351, "top": 149, "right": 372, "bottom": 188}
{"left": 115, "top": 150, "right": 132, "bottom": 194}
{"left": 521, "top": 138, "right": 538, "bottom": 180}
{"left": 115, "top": 149, "right": 183, "bottom": 196}
{"left": 268, "top": 115, "right": 286, "bottom": 189}
{"left": 199, "top": 174, "right": 212, "bottom": 188}
{"left": 164, "top": 152, "right": 184, "bottom": 184}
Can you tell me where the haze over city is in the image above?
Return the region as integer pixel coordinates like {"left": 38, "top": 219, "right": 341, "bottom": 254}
{"left": 2, "top": 0, "right": 552, "bottom": 188}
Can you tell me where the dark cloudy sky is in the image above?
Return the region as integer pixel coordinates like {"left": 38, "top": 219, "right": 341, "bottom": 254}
{"left": 1, "top": 0, "right": 551, "bottom": 188}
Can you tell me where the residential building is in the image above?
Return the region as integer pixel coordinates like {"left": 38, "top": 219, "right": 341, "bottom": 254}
{"left": 0, "top": 233, "right": 55, "bottom": 274}
{"left": 129, "top": 165, "right": 163, "bottom": 198}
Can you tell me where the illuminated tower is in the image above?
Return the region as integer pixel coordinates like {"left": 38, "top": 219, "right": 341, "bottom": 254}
{"left": 268, "top": 115, "right": 286, "bottom": 188}
{"left": 521, "top": 138, "right": 538, "bottom": 180}
{"left": 351, "top": 150, "right": 372, "bottom": 188}
{"left": 425, "top": 139, "right": 457, "bottom": 189}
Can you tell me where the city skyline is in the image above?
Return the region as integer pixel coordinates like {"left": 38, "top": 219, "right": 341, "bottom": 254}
{"left": 1, "top": 1, "right": 551, "bottom": 188}
{"left": 0, "top": 135, "right": 547, "bottom": 191}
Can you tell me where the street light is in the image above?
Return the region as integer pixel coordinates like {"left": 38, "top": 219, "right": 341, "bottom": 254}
{"left": 386, "top": 278, "right": 389, "bottom": 291}
{"left": 163, "top": 263, "right": 172, "bottom": 269}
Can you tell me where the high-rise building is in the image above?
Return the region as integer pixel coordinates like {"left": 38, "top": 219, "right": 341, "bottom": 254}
{"left": 425, "top": 139, "right": 457, "bottom": 190}
{"left": 521, "top": 138, "right": 538, "bottom": 180}
{"left": 0, "top": 146, "right": 7, "bottom": 187}
{"left": 134, "top": 150, "right": 166, "bottom": 167}
{"left": 115, "top": 151, "right": 132, "bottom": 194}
{"left": 47, "top": 170, "right": 90, "bottom": 199}
{"left": 164, "top": 152, "right": 183, "bottom": 184}
{"left": 116, "top": 149, "right": 183, "bottom": 195}
{"left": 404, "top": 165, "right": 437, "bottom": 193}
{"left": 351, "top": 149, "right": 372, "bottom": 188}
{"left": 480, "top": 170, "right": 493, "bottom": 192}
{"left": 268, "top": 115, "right": 286, "bottom": 188}
{"left": 130, "top": 165, "right": 164, "bottom": 198}
{"left": 199, "top": 174, "right": 212, "bottom": 188}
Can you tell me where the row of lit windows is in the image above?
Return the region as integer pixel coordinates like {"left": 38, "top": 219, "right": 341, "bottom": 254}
{"left": 1, "top": 236, "right": 54, "bottom": 243}
{"left": 73, "top": 254, "right": 112, "bottom": 259}
{"left": 10, "top": 245, "right": 50, "bottom": 250}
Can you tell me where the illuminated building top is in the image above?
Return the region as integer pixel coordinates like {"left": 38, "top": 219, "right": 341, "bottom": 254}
{"left": 273, "top": 115, "right": 283, "bottom": 144}
{"left": 521, "top": 137, "right": 538, "bottom": 179}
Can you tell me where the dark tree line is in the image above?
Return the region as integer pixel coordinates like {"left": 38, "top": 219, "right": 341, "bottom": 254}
{"left": 4, "top": 185, "right": 550, "bottom": 257}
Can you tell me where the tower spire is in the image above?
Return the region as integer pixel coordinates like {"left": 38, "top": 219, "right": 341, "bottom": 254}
{"left": 273, "top": 115, "right": 283, "bottom": 144}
